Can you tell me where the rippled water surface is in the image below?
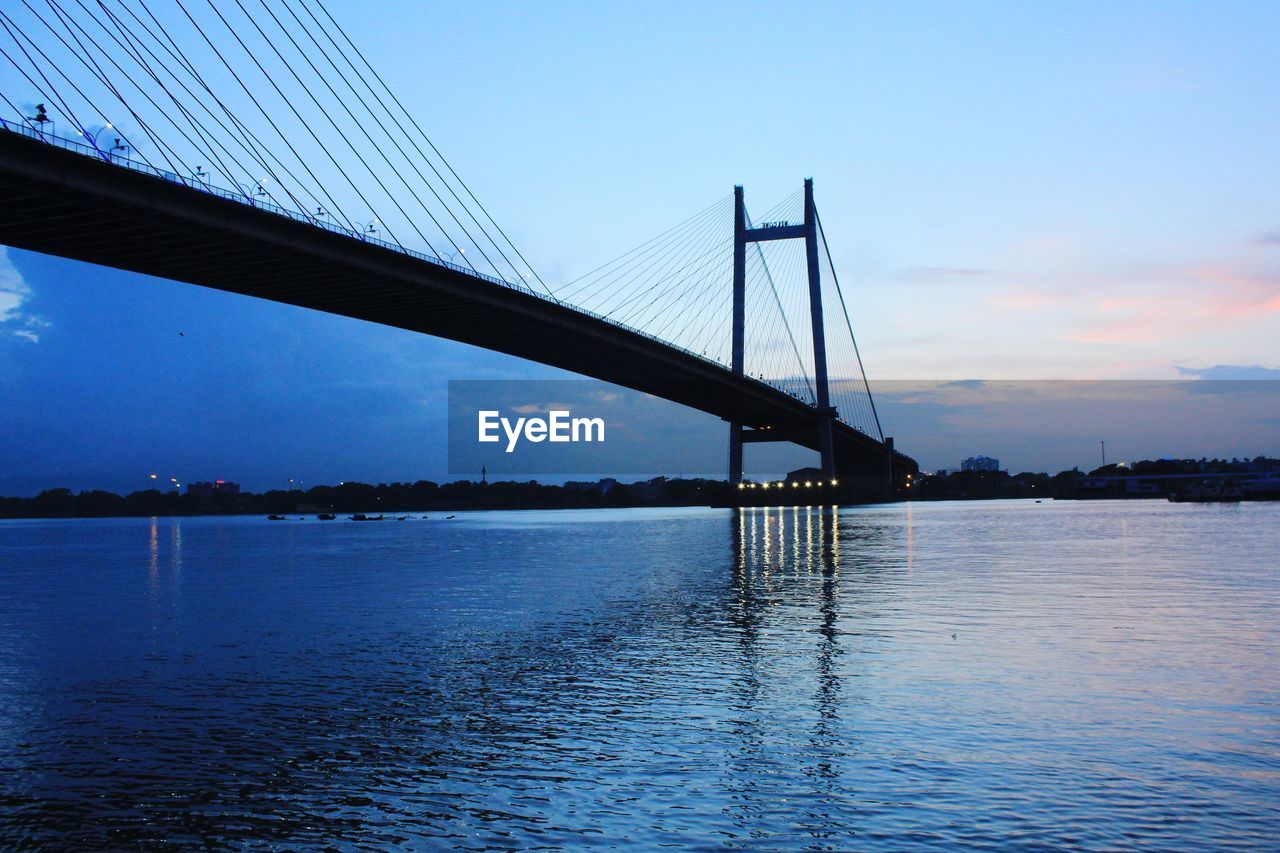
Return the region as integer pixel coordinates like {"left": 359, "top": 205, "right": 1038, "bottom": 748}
{"left": 1, "top": 500, "right": 1278, "bottom": 848}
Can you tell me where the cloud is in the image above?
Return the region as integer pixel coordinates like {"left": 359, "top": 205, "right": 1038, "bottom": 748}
{"left": 1247, "top": 230, "right": 1280, "bottom": 248}
{"left": 509, "top": 400, "right": 578, "bottom": 415}
{"left": 0, "top": 249, "right": 29, "bottom": 322}
{"left": 1069, "top": 266, "right": 1280, "bottom": 344}
{"left": 1175, "top": 364, "right": 1280, "bottom": 379}
{"left": 898, "top": 266, "right": 1004, "bottom": 283}
{"left": 0, "top": 248, "right": 45, "bottom": 343}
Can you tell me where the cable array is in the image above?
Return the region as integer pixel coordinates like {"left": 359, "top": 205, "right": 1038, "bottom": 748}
{"left": 816, "top": 212, "right": 883, "bottom": 439}
{"left": 560, "top": 195, "right": 735, "bottom": 362}
{"left": 741, "top": 189, "right": 815, "bottom": 404}
{"left": 558, "top": 184, "right": 882, "bottom": 437}
{"left": 0, "top": 3, "right": 882, "bottom": 437}
{"left": 0, "top": 0, "right": 550, "bottom": 293}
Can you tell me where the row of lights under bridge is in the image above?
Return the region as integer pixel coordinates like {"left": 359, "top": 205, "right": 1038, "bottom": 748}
{"left": 739, "top": 479, "right": 839, "bottom": 490}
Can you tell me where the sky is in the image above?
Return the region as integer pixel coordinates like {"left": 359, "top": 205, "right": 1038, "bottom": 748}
{"left": 2, "top": 0, "right": 1279, "bottom": 495}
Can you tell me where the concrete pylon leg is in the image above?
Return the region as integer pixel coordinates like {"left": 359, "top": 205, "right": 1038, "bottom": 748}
{"left": 729, "top": 421, "right": 743, "bottom": 483}
{"left": 728, "top": 185, "right": 746, "bottom": 484}
{"left": 804, "top": 178, "right": 835, "bottom": 479}
{"left": 817, "top": 418, "right": 834, "bottom": 480}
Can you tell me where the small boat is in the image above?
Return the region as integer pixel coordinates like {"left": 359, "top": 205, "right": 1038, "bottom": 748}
{"left": 267, "top": 514, "right": 287, "bottom": 521}
{"left": 317, "top": 513, "right": 336, "bottom": 520}
{"left": 350, "top": 513, "right": 385, "bottom": 521}
{"left": 397, "top": 515, "right": 410, "bottom": 521}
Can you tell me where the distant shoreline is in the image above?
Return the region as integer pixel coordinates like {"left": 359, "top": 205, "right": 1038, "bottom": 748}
{"left": 4, "top": 457, "right": 1275, "bottom": 519}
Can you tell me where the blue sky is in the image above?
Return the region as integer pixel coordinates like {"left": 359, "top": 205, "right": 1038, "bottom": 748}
{"left": 2, "top": 0, "right": 1278, "bottom": 494}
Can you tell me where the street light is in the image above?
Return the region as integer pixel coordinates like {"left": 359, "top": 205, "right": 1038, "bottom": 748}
{"left": 244, "top": 178, "right": 271, "bottom": 205}
{"left": 75, "top": 121, "right": 113, "bottom": 143}
{"left": 440, "top": 247, "right": 466, "bottom": 263}
{"left": 148, "top": 473, "right": 157, "bottom": 491}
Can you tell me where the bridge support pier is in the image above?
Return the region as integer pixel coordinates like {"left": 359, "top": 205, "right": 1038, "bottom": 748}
{"left": 728, "top": 180, "right": 835, "bottom": 483}
{"left": 729, "top": 185, "right": 747, "bottom": 484}
{"left": 803, "top": 178, "right": 836, "bottom": 481}
{"left": 728, "top": 423, "right": 743, "bottom": 484}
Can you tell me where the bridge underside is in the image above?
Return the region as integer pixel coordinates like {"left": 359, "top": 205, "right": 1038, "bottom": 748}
{"left": 0, "top": 131, "right": 915, "bottom": 492}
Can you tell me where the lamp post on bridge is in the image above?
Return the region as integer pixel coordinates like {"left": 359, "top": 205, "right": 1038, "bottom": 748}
{"left": 107, "top": 137, "right": 129, "bottom": 162}
{"left": 26, "top": 103, "right": 53, "bottom": 138}
{"left": 252, "top": 179, "right": 272, "bottom": 205}
{"left": 70, "top": 120, "right": 125, "bottom": 160}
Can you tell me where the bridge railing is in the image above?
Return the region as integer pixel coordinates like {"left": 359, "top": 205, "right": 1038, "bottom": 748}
{"left": 0, "top": 117, "right": 510, "bottom": 285}
{"left": 1, "top": 117, "right": 877, "bottom": 437}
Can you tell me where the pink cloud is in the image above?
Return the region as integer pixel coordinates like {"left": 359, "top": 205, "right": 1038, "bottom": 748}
{"left": 1069, "top": 266, "right": 1280, "bottom": 344}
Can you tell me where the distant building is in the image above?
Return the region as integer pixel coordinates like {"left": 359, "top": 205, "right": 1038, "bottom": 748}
{"left": 961, "top": 456, "right": 1000, "bottom": 472}
{"left": 186, "top": 480, "right": 240, "bottom": 497}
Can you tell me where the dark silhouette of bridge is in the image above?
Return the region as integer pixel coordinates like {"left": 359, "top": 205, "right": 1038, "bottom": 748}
{"left": 0, "top": 1, "right": 915, "bottom": 499}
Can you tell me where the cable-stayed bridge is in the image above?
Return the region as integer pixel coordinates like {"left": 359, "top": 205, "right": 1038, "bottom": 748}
{"left": 0, "top": 0, "right": 916, "bottom": 498}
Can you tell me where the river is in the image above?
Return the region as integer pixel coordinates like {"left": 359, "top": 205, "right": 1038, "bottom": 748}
{"left": 1, "top": 500, "right": 1277, "bottom": 848}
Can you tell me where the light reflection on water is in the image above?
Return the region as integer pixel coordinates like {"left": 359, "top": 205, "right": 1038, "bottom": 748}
{"left": 0, "top": 501, "right": 1277, "bottom": 848}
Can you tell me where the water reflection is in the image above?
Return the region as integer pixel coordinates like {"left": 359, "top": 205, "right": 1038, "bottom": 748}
{"left": 148, "top": 516, "right": 158, "bottom": 580}
{"left": 145, "top": 517, "right": 183, "bottom": 614}
{"left": 726, "top": 506, "right": 858, "bottom": 839}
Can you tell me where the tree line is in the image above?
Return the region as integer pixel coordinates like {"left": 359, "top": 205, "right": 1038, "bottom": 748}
{"left": 0, "top": 477, "right": 728, "bottom": 518}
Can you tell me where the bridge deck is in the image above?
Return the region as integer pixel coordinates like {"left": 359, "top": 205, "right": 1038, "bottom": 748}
{"left": 0, "top": 129, "right": 915, "bottom": 477}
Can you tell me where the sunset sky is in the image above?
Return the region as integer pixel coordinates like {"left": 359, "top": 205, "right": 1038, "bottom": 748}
{"left": 2, "top": 0, "right": 1278, "bottom": 493}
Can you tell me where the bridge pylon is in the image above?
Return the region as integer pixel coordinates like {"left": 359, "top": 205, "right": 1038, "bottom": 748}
{"left": 728, "top": 178, "right": 836, "bottom": 484}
